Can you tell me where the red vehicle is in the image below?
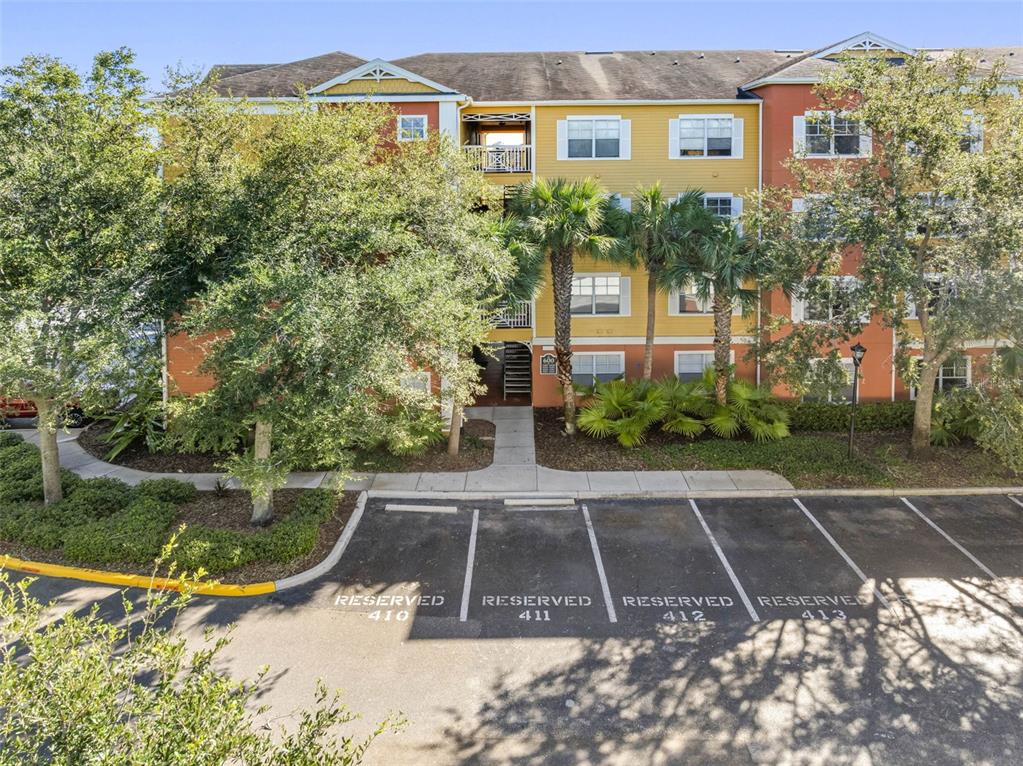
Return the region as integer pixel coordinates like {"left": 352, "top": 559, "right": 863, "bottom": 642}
{"left": 1, "top": 398, "right": 85, "bottom": 427}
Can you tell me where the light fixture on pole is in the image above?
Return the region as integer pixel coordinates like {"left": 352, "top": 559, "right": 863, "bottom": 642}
{"left": 848, "top": 343, "right": 867, "bottom": 459}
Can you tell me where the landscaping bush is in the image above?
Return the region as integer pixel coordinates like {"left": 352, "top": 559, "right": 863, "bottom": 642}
{"left": 63, "top": 497, "right": 177, "bottom": 566}
{"left": 133, "top": 478, "right": 197, "bottom": 505}
{"left": 780, "top": 401, "right": 915, "bottom": 432}
{"left": 173, "top": 489, "right": 336, "bottom": 575}
{"left": 55, "top": 477, "right": 133, "bottom": 521}
{"left": 0, "top": 439, "right": 81, "bottom": 503}
{"left": 578, "top": 371, "right": 789, "bottom": 447}
{"left": 0, "top": 431, "right": 22, "bottom": 449}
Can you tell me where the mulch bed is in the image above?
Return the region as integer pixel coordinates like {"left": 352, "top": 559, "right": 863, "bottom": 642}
{"left": 2, "top": 490, "right": 358, "bottom": 586}
{"left": 533, "top": 406, "right": 1017, "bottom": 488}
{"left": 78, "top": 419, "right": 495, "bottom": 474}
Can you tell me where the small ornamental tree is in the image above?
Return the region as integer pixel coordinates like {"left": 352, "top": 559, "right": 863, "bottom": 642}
{"left": 748, "top": 51, "right": 1023, "bottom": 454}
{"left": 0, "top": 570, "right": 399, "bottom": 764}
{"left": 0, "top": 50, "right": 162, "bottom": 504}
{"left": 162, "top": 91, "right": 511, "bottom": 523}
{"left": 506, "top": 178, "right": 615, "bottom": 434}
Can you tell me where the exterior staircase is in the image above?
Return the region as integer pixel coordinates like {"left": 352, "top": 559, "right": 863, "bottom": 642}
{"left": 502, "top": 342, "right": 532, "bottom": 400}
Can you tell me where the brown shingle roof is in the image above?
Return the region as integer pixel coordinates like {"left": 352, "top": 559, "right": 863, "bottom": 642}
{"left": 209, "top": 51, "right": 366, "bottom": 97}
{"left": 393, "top": 50, "right": 791, "bottom": 101}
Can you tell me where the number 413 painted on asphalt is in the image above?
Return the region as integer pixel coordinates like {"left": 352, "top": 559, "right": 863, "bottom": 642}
{"left": 801, "top": 609, "right": 847, "bottom": 620}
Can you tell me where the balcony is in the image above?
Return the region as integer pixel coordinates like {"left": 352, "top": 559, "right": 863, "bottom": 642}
{"left": 494, "top": 302, "right": 532, "bottom": 329}
{"left": 463, "top": 144, "right": 532, "bottom": 174}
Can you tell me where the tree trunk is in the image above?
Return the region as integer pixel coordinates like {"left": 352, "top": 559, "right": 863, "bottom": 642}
{"left": 551, "top": 249, "right": 576, "bottom": 435}
{"left": 642, "top": 270, "right": 658, "bottom": 380}
{"left": 34, "top": 398, "right": 63, "bottom": 506}
{"left": 447, "top": 403, "right": 462, "bottom": 456}
{"left": 712, "top": 293, "right": 732, "bottom": 407}
{"left": 250, "top": 419, "right": 274, "bottom": 526}
{"left": 911, "top": 357, "right": 941, "bottom": 456}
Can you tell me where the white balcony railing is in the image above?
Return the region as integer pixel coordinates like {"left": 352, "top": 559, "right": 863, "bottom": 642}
{"left": 495, "top": 302, "right": 532, "bottom": 329}
{"left": 463, "top": 145, "right": 532, "bottom": 174}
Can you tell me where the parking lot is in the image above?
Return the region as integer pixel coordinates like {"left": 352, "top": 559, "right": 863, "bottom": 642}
{"left": 288, "top": 493, "right": 1023, "bottom": 640}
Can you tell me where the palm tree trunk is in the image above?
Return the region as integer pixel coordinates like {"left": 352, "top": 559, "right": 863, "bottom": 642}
{"left": 34, "top": 398, "right": 63, "bottom": 506}
{"left": 713, "top": 293, "right": 731, "bottom": 407}
{"left": 911, "top": 354, "right": 942, "bottom": 456}
{"left": 642, "top": 270, "right": 658, "bottom": 380}
{"left": 250, "top": 419, "right": 274, "bottom": 526}
{"left": 551, "top": 248, "right": 577, "bottom": 434}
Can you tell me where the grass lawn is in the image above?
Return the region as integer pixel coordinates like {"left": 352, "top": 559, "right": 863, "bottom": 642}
{"left": 533, "top": 408, "right": 1018, "bottom": 489}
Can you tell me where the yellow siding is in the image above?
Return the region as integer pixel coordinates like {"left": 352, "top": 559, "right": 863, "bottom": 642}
{"left": 488, "top": 327, "right": 534, "bottom": 343}
{"left": 532, "top": 255, "right": 757, "bottom": 339}
{"left": 324, "top": 78, "right": 440, "bottom": 95}
{"left": 483, "top": 172, "right": 532, "bottom": 187}
{"left": 533, "top": 103, "right": 760, "bottom": 199}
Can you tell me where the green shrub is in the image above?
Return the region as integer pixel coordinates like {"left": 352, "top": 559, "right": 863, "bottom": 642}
{"left": 780, "top": 401, "right": 915, "bottom": 432}
{"left": 55, "top": 478, "right": 133, "bottom": 521}
{"left": 174, "top": 526, "right": 253, "bottom": 575}
{"left": 0, "top": 431, "right": 22, "bottom": 449}
{"left": 291, "top": 488, "right": 335, "bottom": 521}
{"left": 63, "top": 498, "right": 177, "bottom": 566}
{"left": 578, "top": 371, "right": 789, "bottom": 447}
{"left": 133, "top": 478, "right": 197, "bottom": 505}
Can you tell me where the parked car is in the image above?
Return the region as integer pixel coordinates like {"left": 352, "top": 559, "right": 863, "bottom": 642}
{"left": 1, "top": 398, "right": 87, "bottom": 428}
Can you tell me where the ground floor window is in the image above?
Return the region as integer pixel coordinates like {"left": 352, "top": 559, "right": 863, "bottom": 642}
{"left": 937, "top": 355, "right": 970, "bottom": 391}
{"left": 675, "top": 350, "right": 734, "bottom": 383}
{"left": 803, "top": 358, "right": 856, "bottom": 402}
{"left": 572, "top": 352, "right": 624, "bottom": 386}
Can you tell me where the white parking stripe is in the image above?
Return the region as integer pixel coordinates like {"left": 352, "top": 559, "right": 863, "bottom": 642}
{"left": 793, "top": 498, "right": 894, "bottom": 613}
{"left": 459, "top": 509, "right": 479, "bottom": 622}
{"left": 581, "top": 504, "right": 617, "bottom": 623}
{"left": 1008, "top": 495, "right": 1023, "bottom": 510}
{"left": 900, "top": 497, "right": 997, "bottom": 578}
{"left": 688, "top": 499, "right": 760, "bottom": 622}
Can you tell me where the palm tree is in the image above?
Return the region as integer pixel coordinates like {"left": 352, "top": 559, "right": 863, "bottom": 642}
{"left": 670, "top": 220, "right": 760, "bottom": 406}
{"left": 614, "top": 186, "right": 713, "bottom": 380}
{"left": 507, "top": 178, "right": 615, "bottom": 434}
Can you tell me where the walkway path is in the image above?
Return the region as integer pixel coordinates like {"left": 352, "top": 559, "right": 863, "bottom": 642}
{"left": 9, "top": 405, "right": 793, "bottom": 493}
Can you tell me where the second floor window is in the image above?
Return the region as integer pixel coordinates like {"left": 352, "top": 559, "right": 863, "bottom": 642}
{"left": 801, "top": 112, "right": 865, "bottom": 157}
{"left": 568, "top": 118, "right": 621, "bottom": 158}
{"left": 398, "top": 115, "right": 427, "bottom": 141}
{"left": 679, "top": 116, "right": 734, "bottom": 157}
{"left": 571, "top": 275, "right": 621, "bottom": 315}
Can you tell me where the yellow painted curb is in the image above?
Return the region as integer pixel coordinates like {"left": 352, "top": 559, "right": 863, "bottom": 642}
{"left": 0, "top": 554, "right": 276, "bottom": 597}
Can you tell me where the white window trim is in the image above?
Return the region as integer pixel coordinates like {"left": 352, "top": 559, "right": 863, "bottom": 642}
{"left": 667, "top": 284, "right": 714, "bottom": 316}
{"left": 905, "top": 272, "right": 944, "bottom": 320}
{"left": 674, "top": 350, "right": 735, "bottom": 379}
{"left": 571, "top": 351, "right": 626, "bottom": 384}
{"left": 671, "top": 113, "right": 743, "bottom": 160}
{"left": 563, "top": 115, "right": 627, "bottom": 161}
{"left": 909, "top": 355, "right": 972, "bottom": 399}
{"left": 792, "top": 276, "right": 867, "bottom": 324}
{"left": 801, "top": 111, "right": 870, "bottom": 159}
{"left": 806, "top": 357, "right": 859, "bottom": 403}
{"left": 397, "top": 114, "right": 428, "bottom": 142}
{"left": 571, "top": 272, "right": 630, "bottom": 317}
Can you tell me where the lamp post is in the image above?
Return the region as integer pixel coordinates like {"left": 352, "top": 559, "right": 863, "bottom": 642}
{"left": 848, "top": 343, "right": 867, "bottom": 459}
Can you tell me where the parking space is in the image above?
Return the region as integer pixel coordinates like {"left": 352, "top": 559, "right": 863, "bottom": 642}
{"left": 296, "top": 493, "right": 1023, "bottom": 639}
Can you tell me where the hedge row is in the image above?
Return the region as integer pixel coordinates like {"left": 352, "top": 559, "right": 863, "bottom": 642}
{"left": 0, "top": 434, "right": 334, "bottom": 573}
{"left": 779, "top": 401, "right": 915, "bottom": 433}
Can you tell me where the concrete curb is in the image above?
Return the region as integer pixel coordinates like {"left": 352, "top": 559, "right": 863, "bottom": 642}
{"left": 0, "top": 491, "right": 372, "bottom": 598}
{"left": 367, "top": 487, "right": 1023, "bottom": 501}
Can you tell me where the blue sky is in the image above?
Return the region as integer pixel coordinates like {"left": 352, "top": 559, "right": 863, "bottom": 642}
{"left": 2, "top": 1, "right": 1021, "bottom": 89}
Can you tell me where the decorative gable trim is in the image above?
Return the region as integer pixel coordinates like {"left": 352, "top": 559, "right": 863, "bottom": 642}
{"left": 307, "top": 58, "right": 459, "bottom": 95}
{"left": 813, "top": 31, "right": 917, "bottom": 60}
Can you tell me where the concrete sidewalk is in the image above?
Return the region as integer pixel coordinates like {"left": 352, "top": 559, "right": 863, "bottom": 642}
{"left": 8, "top": 405, "right": 794, "bottom": 493}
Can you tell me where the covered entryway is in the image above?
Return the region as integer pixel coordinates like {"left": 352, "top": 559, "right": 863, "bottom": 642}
{"left": 473, "top": 341, "right": 532, "bottom": 405}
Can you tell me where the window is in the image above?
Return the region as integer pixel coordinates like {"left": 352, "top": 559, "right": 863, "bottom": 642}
{"left": 960, "top": 110, "right": 983, "bottom": 153}
{"left": 937, "top": 355, "right": 969, "bottom": 391}
{"left": 803, "top": 113, "right": 865, "bottom": 157}
{"left": 703, "top": 195, "right": 733, "bottom": 218}
{"left": 572, "top": 352, "right": 624, "bottom": 386}
{"left": 397, "top": 115, "right": 427, "bottom": 141}
{"left": 568, "top": 118, "right": 620, "bottom": 158}
{"left": 905, "top": 275, "right": 946, "bottom": 320}
{"left": 675, "top": 351, "right": 734, "bottom": 382}
{"left": 679, "top": 116, "right": 733, "bottom": 157}
{"left": 797, "top": 277, "right": 858, "bottom": 323}
{"left": 672, "top": 283, "right": 713, "bottom": 314}
{"left": 803, "top": 358, "right": 856, "bottom": 402}
{"left": 571, "top": 275, "right": 621, "bottom": 315}
{"left": 400, "top": 371, "right": 431, "bottom": 392}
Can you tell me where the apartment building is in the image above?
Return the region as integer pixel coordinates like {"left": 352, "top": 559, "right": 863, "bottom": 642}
{"left": 166, "top": 32, "right": 1022, "bottom": 407}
